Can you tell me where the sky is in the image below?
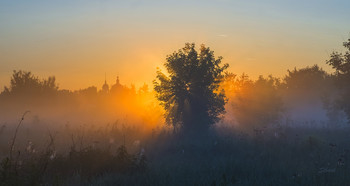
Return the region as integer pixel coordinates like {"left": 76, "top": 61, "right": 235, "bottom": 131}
{"left": 1, "top": 0, "right": 350, "bottom": 91}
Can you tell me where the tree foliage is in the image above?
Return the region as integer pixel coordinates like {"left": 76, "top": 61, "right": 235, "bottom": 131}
{"left": 153, "top": 43, "right": 228, "bottom": 133}
{"left": 327, "top": 39, "right": 350, "bottom": 77}
{"left": 228, "top": 74, "right": 283, "bottom": 130}
{"left": 327, "top": 38, "right": 350, "bottom": 121}
{"left": 284, "top": 65, "right": 331, "bottom": 92}
{"left": 2, "top": 70, "right": 58, "bottom": 96}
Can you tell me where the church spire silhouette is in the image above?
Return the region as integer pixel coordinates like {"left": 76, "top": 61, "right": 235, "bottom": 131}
{"left": 116, "top": 76, "right": 120, "bottom": 85}
{"left": 102, "top": 73, "right": 109, "bottom": 93}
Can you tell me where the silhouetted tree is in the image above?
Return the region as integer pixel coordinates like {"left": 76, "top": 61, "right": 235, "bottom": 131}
{"left": 77, "top": 86, "right": 98, "bottom": 97}
{"left": 42, "top": 76, "right": 59, "bottom": 95}
{"left": 283, "top": 65, "right": 331, "bottom": 93}
{"left": 280, "top": 65, "right": 343, "bottom": 126}
{"left": 1, "top": 70, "right": 58, "bottom": 97}
{"left": 138, "top": 83, "right": 149, "bottom": 95}
{"left": 154, "top": 43, "right": 228, "bottom": 134}
{"left": 327, "top": 38, "right": 350, "bottom": 122}
{"left": 229, "top": 75, "right": 283, "bottom": 131}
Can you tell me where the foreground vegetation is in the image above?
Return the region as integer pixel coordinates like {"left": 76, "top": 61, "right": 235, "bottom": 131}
{"left": 1, "top": 118, "right": 350, "bottom": 186}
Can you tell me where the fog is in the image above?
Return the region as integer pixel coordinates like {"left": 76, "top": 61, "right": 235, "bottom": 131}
{"left": 0, "top": 72, "right": 167, "bottom": 159}
{"left": 219, "top": 65, "right": 348, "bottom": 133}
{"left": 0, "top": 67, "right": 347, "bottom": 149}
{"left": 0, "top": 66, "right": 349, "bottom": 185}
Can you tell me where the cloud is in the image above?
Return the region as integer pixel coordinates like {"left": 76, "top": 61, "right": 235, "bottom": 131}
{"left": 217, "top": 34, "right": 228, "bottom": 37}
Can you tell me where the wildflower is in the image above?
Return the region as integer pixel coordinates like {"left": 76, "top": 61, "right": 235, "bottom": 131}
{"left": 337, "top": 158, "right": 345, "bottom": 166}
{"left": 50, "top": 151, "right": 56, "bottom": 160}
{"left": 26, "top": 141, "right": 34, "bottom": 153}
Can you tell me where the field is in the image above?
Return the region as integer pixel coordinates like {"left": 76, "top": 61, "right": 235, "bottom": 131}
{"left": 1, "top": 117, "right": 349, "bottom": 186}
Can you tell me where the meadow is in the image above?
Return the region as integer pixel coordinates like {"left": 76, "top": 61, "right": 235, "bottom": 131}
{"left": 1, "top": 114, "right": 350, "bottom": 186}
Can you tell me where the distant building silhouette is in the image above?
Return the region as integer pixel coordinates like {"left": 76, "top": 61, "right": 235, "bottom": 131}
{"left": 111, "top": 76, "right": 123, "bottom": 94}
{"left": 116, "top": 76, "right": 120, "bottom": 85}
{"left": 101, "top": 74, "right": 109, "bottom": 94}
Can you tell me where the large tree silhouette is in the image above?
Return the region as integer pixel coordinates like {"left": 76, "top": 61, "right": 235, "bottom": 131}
{"left": 154, "top": 43, "right": 228, "bottom": 134}
{"left": 327, "top": 38, "right": 350, "bottom": 122}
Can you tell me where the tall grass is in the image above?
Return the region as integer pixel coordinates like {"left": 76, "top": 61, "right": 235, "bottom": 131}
{"left": 1, "top": 115, "right": 350, "bottom": 185}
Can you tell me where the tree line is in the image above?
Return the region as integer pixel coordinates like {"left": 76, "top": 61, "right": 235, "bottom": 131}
{"left": 154, "top": 39, "right": 350, "bottom": 134}
{"left": 1, "top": 38, "right": 350, "bottom": 134}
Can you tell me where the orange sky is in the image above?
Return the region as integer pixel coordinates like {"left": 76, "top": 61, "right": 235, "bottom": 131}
{"left": 1, "top": 1, "right": 349, "bottom": 91}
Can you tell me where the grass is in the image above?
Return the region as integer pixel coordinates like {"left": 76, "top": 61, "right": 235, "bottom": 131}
{"left": 1, "top": 116, "right": 350, "bottom": 185}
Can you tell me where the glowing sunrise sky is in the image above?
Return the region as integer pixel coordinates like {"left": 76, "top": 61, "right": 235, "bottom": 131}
{"left": 1, "top": 0, "right": 350, "bottom": 91}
